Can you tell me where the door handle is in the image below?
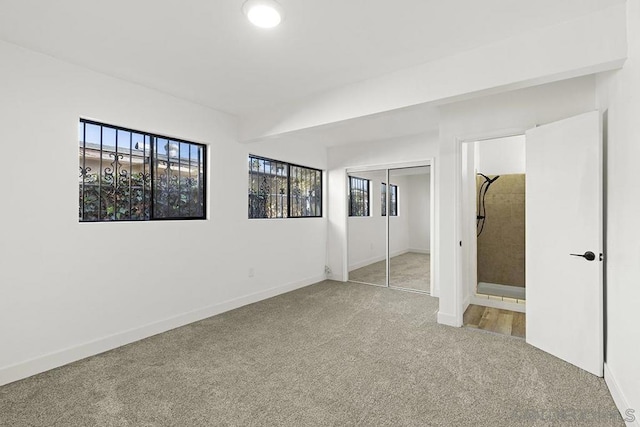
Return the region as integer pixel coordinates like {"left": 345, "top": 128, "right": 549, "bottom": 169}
{"left": 570, "top": 251, "right": 596, "bottom": 261}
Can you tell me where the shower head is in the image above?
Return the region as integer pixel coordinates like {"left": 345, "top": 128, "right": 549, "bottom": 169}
{"left": 476, "top": 173, "right": 501, "bottom": 237}
{"left": 478, "top": 173, "right": 500, "bottom": 184}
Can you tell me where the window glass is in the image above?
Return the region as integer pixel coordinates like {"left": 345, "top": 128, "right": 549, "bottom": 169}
{"left": 79, "top": 119, "right": 206, "bottom": 222}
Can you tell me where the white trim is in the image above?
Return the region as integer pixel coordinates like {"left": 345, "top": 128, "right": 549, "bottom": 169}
{"left": 386, "top": 166, "right": 391, "bottom": 286}
{"left": 605, "top": 363, "right": 640, "bottom": 426}
{"left": 429, "top": 156, "right": 436, "bottom": 297}
{"left": 348, "top": 249, "right": 414, "bottom": 271}
{"left": 408, "top": 248, "right": 430, "bottom": 254}
{"left": 390, "top": 249, "right": 410, "bottom": 259}
{"left": 349, "top": 254, "right": 386, "bottom": 271}
{"left": 453, "top": 135, "right": 463, "bottom": 325}
{"left": 470, "top": 294, "right": 526, "bottom": 313}
{"left": 341, "top": 169, "right": 350, "bottom": 282}
{"left": 437, "top": 311, "right": 462, "bottom": 327}
{"left": 0, "top": 274, "right": 325, "bottom": 387}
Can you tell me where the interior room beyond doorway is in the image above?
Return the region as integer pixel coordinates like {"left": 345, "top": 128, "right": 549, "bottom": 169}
{"left": 462, "top": 135, "right": 526, "bottom": 310}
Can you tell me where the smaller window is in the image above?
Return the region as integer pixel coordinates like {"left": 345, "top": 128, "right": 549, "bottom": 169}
{"left": 349, "top": 176, "right": 370, "bottom": 216}
{"left": 289, "top": 165, "right": 322, "bottom": 218}
{"left": 248, "top": 155, "right": 322, "bottom": 219}
{"left": 381, "top": 183, "right": 398, "bottom": 216}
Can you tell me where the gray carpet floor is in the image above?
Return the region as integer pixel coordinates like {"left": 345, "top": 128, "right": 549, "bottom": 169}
{"left": 349, "top": 252, "right": 430, "bottom": 292}
{"left": 0, "top": 281, "right": 622, "bottom": 426}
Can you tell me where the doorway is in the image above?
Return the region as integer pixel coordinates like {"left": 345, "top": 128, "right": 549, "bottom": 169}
{"left": 461, "top": 134, "right": 526, "bottom": 337}
{"left": 461, "top": 135, "right": 527, "bottom": 312}
{"left": 474, "top": 135, "right": 526, "bottom": 303}
{"left": 346, "top": 164, "right": 433, "bottom": 294}
{"left": 458, "top": 112, "right": 604, "bottom": 376}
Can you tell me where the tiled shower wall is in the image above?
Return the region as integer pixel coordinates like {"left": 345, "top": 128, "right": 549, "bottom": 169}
{"left": 477, "top": 174, "right": 525, "bottom": 287}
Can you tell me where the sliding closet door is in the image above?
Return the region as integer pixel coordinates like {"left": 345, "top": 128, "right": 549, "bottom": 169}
{"left": 347, "top": 170, "right": 387, "bottom": 286}
{"left": 388, "top": 167, "right": 431, "bottom": 293}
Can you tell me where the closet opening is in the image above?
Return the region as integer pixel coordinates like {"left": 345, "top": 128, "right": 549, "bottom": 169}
{"left": 346, "top": 164, "right": 433, "bottom": 295}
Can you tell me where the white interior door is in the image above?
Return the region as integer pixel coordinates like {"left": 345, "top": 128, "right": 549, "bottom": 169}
{"left": 526, "top": 111, "right": 603, "bottom": 377}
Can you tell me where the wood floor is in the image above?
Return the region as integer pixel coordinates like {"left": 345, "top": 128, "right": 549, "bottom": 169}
{"left": 463, "top": 304, "right": 526, "bottom": 338}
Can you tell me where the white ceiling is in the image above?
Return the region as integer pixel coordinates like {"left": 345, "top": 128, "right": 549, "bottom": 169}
{"left": 258, "top": 103, "right": 440, "bottom": 147}
{"left": 0, "top": 0, "right": 623, "bottom": 116}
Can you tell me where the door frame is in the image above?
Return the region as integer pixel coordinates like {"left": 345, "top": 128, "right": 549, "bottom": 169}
{"left": 454, "top": 128, "right": 527, "bottom": 323}
{"left": 344, "top": 158, "right": 435, "bottom": 294}
{"left": 460, "top": 134, "right": 527, "bottom": 313}
{"left": 454, "top": 120, "right": 605, "bottom": 330}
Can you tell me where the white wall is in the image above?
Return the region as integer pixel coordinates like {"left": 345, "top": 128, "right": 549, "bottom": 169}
{"left": 461, "top": 143, "right": 479, "bottom": 301}
{"left": 596, "top": 1, "right": 640, "bottom": 421}
{"left": 389, "top": 175, "right": 411, "bottom": 257}
{"left": 406, "top": 172, "right": 431, "bottom": 253}
{"left": 0, "top": 40, "right": 328, "bottom": 385}
{"left": 347, "top": 215, "right": 386, "bottom": 270}
{"left": 327, "top": 133, "right": 437, "bottom": 282}
{"left": 347, "top": 169, "right": 387, "bottom": 270}
{"left": 476, "top": 135, "right": 526, "bottom": 175}
{"left": 436, "top": 75, "right": 598, "bottom": 327}
{"left": 347, "top": 171, "right": 419, "bottom": 271}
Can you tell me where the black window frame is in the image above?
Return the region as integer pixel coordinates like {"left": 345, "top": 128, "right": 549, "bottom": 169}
{"left": 349, "top": 176, "right": 370, "bottom": 217}
{"left": 248, "top": 154, "right": 323, "bottom": 219}
{"left": 381, "top": 183, "right": 398, "bottom": 216}
{"left": 78, "top": 119, "right": 207, "bottom": 222}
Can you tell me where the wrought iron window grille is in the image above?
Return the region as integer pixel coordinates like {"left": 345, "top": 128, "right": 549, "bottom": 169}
{"left": 349, "top": 176, "right": 370, "bottom": 217}
{"left": 79, "top": 119, "right": 207, "bottom": 222}
{"left": 248, "top": 155, "right": 322, "bottom": 219}
{"left": 381, "top": 183, "right": 398, "bottom": 216}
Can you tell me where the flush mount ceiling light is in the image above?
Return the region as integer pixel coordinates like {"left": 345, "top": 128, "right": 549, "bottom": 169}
{"left": 242, "top": 0, "right": 284, "bottom": 28}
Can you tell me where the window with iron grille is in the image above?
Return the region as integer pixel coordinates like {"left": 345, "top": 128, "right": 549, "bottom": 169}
{"left": 381, "top": 183, "right": 398, "bottom": 216}
{"left": 248, "top": 155, "right": 322, "bottom": 219}
{"left": 78, "top": 119, "right": 206, "bottom": 222}
{"left": 349, "top": 176, "right": 370, "bottom": 217}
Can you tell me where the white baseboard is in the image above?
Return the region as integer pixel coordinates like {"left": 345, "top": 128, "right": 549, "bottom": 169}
{"left": 390, "top": 249, "right": 411, "bottom": 258}
{"left": 437, "top": 311, "right": 462, "bottom": 327}
{"left": 408, "top": 248, "right": 430, "bottom": 254}
{"left": 0, "top": 274, "right": 325, "bottom": 387}
{"left": 471, "top": 294, "right": 526, "bottom": 313}
{"left": 348, "top": 248, "right": 429, "bottom": 271}
{"left": 605, "top": 363, "right": 639, "bottom": 426}
{"left": 349, "top": 254, "right": 386, "bottom": 271}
